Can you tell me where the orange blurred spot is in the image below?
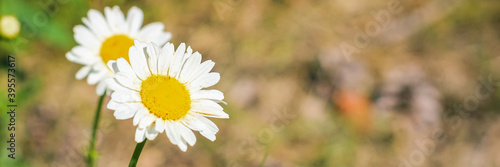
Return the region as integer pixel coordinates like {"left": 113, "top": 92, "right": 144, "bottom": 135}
{"left": 333, "top": 90, "right": 372, "bottom": 133}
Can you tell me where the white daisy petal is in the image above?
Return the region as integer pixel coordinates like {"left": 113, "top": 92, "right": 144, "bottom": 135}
{"left": 113, "top": 6, "right": 127, "bottom": 31}
{"left": 107, "top": 60, "right": 119, "bottom": 73}
{"left": 75, "top": 66, "right": 92, "bottom": 80}
{"left": 134, "top": 39, "right": 148, "bottom": 49}
{"left": 66, "top": 52, "right": 84, "bottom": 65}
{"left": 66, "top": 52, "right": 95, "bottom": 66}
{"left": 180, "top": 114, "right": 204, "bottom": 131}
{"left": 155, "top": 118, "right": 165, "bottom": 133}
{"left": 196, "top": 115, "right": 219, "bottom": 133}
{"left": 126, "top": 6, "right": 144, "bottom": 37}
{"left": 177, "top": 138, "right": 188, "bottom": 152}
{"left": 178, "top": 124, "right": 196, "bottom": 146}
{"left": 74, "top": 25, "right": 100, "bottom": 50}
{"left": 70, "top": 46, "right": 99, "bottom": 64}
{"left": 114, "top": 107, "right": 137, "bottom": 120}
{"left": 146, "top": 43, "right": 160, "bottom": 74}
{"left": 188, "top": 72, "right": 220, "bottom": 90}
{"left": 168, "top": 43, "right": 186, "bottom": 78}
{"left": 191, "top": 100, "right": 228, "bottom": 119}
{"left": 164, "top": 121, "right": 181, "bottom": 145}
{"left": 151, "top": 32, "right": 172, "bottom": 47}
{"left": 106, "top": 78, "right": 134, "bottom": 92}
{"left": 146, "top": 125, "right": 159, "bottom": 140}
{"left": 72, "top": 45, "right": 97, "bottom": 56}
{"left": 87, "top": 70, "right": 107, "bottom": 85}
{"left": 107, "top": 99, "right": 121, "bottom": 110}
{"left": 105, "top": 6, "right": 126, "bottom": 33}
{"left": 158, "top": 43, "right": 175, "bottom": 75}
{"left": 96, "top": 80, "right": 107, "bottom": 95}
{"left": 200, "top": 130, "right": 216, "bottom": 141}
{"left": 111, "top": 90, "right": 141, "bottom": 102}
{"left": 115, "top": 72, "right": 141, "bottom": 90}
{"left": 185, "top": 46, "right": 193, "bottom": 57}
{"left": 135, "top": 127, "right": 146, "bottom": 142}
{"left": 179, "top": 52, "right": 201, "bottom": 83}
{"left": 137, "top": 22, "right": 165, "bottom": 42}
{"left": 116, "top": 58, "right": 140, "bottom": 82}
{"left": 139, "top": 114, "right": 156, "bottom": 129}
{"left": 190, "top": 89, "right": 224, "bottom": 101}
{"left": 175, "top": 46, "right": 193, "bottom": 77}
{"left": 87, "top": 9, "right": 111, "bottom": 37}
{"left": 106, "top": 78, "right": 123, "bottom": 91}
{"left": 185, "top": 60, "right": 215, "bottom": 84}
{"left": 129, "top": 45, "right": 151, "bottom": 80}
{"left": 82, "top": 18, "right": 104, "bottom": 40}
{"left": 133, "top": 108, "right": 149, "bottom": 126}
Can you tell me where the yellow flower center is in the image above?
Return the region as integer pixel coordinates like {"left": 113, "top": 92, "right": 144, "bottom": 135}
{"left": 140, "top": 75, "right": 191, "bottom": 120}
{"left": 100, "top": 35, "right": 134, "bottom": 65}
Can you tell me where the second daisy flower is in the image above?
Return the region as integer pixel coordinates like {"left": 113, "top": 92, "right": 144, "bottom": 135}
{"left": 66, "top": 6, "right": 172, "bottom": 95}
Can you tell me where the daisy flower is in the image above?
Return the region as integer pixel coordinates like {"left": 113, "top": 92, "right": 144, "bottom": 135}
{"left": 66, "top": 6, "right": 172, "bottom": 95}
{"left": 106, "top": 41, "right": 228, "bottom": 151}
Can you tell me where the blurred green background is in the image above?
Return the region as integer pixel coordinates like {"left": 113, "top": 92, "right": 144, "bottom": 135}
{"left": 2, "top": 0, "right": 500, "bottom": 166}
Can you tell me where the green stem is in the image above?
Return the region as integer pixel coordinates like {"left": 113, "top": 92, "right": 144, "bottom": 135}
{"left": 129, "top": 140, "right": 147, "bottom": 167}
{"left": 87, "top": 91, "right": 106, "bottom": 167}
{"left": 259, "top": 148, "right": 270, "bottom": 167}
